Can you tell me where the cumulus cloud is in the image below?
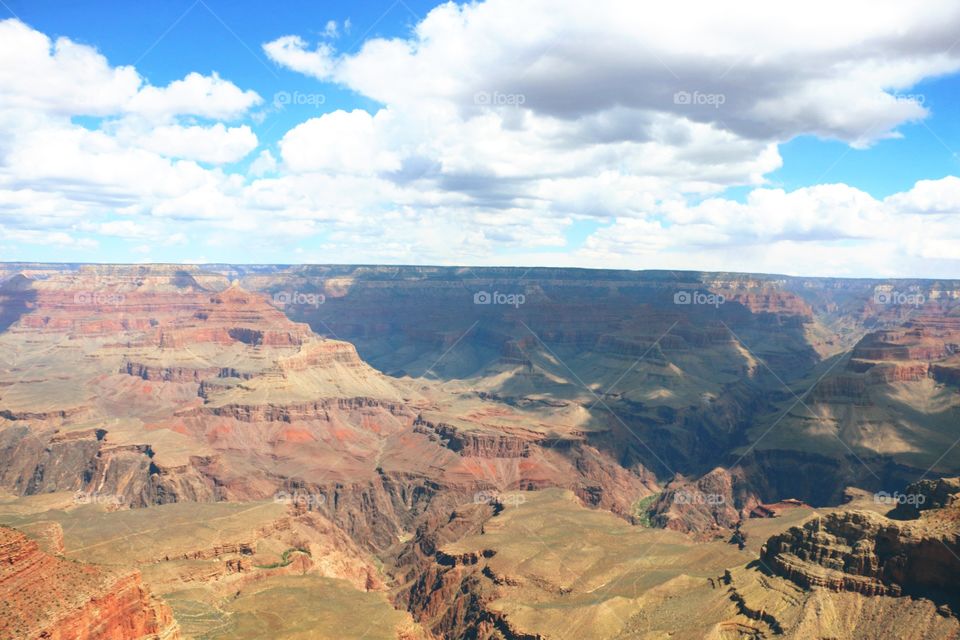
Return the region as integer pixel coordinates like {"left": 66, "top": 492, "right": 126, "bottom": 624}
{"left": 0, "top": 18, "right": 263, "bottom": 250}
{"left": 0, "top": 20, "right": 260, "bottom": 120}
{"left": 279, "top": 109, "right": 402, "bottom": 173}
{"left": 132, "top": 123, "right": 259, "bottom": 164}
{"left": 249, "top": 150, "right": 278, "bottom": 176}
{"left": 0, "top": 19, "right": 141, "bottom": 116}
{"left": 2, "top": 6, "right": 960, "bottom": 276}
{"left": 885, "top": 176, "right": 960, "bottom": 215}
{"left": 576, "top": 182, "right": 960, "bottom": 276}
{"left": 255, "top": 0, "right": 960, "bottom": 234}
{"left": 265, "top": 0, "right": 958, "bottom": 143}
{"left": 126, "top": 72, "right": 262, "bottom": 121}
{"left": 263, "top": 35, "right": 336, "bottom": 79}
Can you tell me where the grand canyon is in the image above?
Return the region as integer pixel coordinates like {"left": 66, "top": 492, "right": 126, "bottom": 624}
{"left": 5, "top": 0, "right": 960, "bottom": 637}
{"left": 0, "top": 263, "right": 957, "bottom": 639}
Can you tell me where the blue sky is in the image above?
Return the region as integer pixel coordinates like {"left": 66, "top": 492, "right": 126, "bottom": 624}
{"left": 6, "top": 0, "right": 421, "bottom": 148}
{"left": 1, "top": 0, "right": 960, "bottom": 276}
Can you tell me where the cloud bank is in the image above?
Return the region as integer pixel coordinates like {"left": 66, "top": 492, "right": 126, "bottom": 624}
{"left": 1, "top": 1, "right": 960, "bottom": 276}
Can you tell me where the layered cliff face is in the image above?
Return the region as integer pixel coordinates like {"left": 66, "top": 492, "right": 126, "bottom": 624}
{"left": 843, "top": 308, "right": 960, "bottom": 389}
{"left": 247, "top": 266, "right": 960, "bottom": 497}
{"left": 3, "top": 264, "right": 960, "bottom": 639}
{"left": 157, "top": 285, "right": 314, "bottom": 348}
{"left": 740, "top": 306, "right": 960, "bottom": 482}
{"left": 0, "top": 267, "right": 654, "bottom": 555}
{"left": 714, "top": 562, "right": 959, "bottom": 640}
{"left": 0, "top": 525, "right": 180, "bottom": 640}
{"left": 760, "top": 493, "right": 960, "bottom": 611}
{"left": 395, "top": 487, "right": 960, "bottom": 639}
{"left": 2, "top": 267, "right": 958, "bottom": 515}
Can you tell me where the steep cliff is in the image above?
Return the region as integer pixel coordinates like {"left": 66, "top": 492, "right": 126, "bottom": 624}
{"left": 0, "top": 525, "right": 181, "bottom": 639}
{"left": 760, "top": 503, "right": 960, "bottom": 611}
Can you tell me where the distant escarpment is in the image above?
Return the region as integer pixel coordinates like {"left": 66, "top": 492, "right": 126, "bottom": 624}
{"left": 0, "top": 525, "right": 180, "bottom": 639}
{"left": 194, "top": 396, "right": 410, "bottom": 423}
{"left": 840, "top": 311, "right": 960, "bottom": 387}
{"left": 157, "top": 286, "right": 313, "bottom": 348}
{"left": 413, "top": 416, "right": 537, "bottom": 458}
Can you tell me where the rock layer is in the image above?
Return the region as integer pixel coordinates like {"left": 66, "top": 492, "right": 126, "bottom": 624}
{"left": 761, "top": 507, "right": 960, "bottom": 610}
{"left": 0, "top": 525, "right": 180, "bottom": 640}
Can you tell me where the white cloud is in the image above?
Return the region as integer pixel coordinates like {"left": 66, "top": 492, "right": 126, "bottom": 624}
{"left": 0, "top": 19, "right": 260, "bottom": 120}
{"left": 132, "top": 123, "right": 258, "bottom": 164}
{"left": 127, "top": 72, "right": 261, "bottom": 121}
{"left": 576, "top": 181, "right": 960, "bottom": 277}
{"left": 279, "top": 109, "right": 402, "bottom": 174}
{"left": 0, "top": 19, "right": 141, "bottom": 116}
{"left": 263, "top": 35, "right": 336, "bottom": 79}
{"left": 96, "top": 220, "right": 152, "bottom": 238}
{"left": 885, "top": 176, "right": 960, "bottom": 214}
{"left": 0, "top": 18, "right": 262, "bottom": 250}
{"left": 254, "top": 0, "right": 960, "bottom": 239}
{"left": 249, "top": 150, "right": 278, "bottom": 176}
{"left": 266, "top": 0, "right": 959, "bottom": 143}
{"left": 1, "top": 9, "right": 960, "bottom": 276}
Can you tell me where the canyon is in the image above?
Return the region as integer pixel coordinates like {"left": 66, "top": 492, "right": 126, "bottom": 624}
{"left": 0, "top": 263, "right": 958, "bottom": 638}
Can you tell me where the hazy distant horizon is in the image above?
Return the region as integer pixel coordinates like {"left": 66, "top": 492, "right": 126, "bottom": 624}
{"left": 4, "top": 261, "right": 960, "bottom": 283}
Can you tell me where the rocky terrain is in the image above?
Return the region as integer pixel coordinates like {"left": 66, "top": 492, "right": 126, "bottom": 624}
{"left": 0, "top": 263, "right": 959, "bottom": 638}
{"left": 761, "top": 510, "right": 960, "bottom": 603}
{"left": 0, "top": 525, "right": 180, "bottom": 640}
{"left": 761, "top": 476, "right": 960, "bottom": 608}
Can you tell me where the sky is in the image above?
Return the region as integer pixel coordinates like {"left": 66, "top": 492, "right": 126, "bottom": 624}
{"left": 1, "top": 0, "right": 960, "bottom": 277}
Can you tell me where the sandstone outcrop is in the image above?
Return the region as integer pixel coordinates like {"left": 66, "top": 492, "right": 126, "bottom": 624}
{"left": 760, "top": 506, "right": 960, "bottom": 610}
{"left": 413, "top": 417, "right": 535, "bottom": 458}
{"left": 648, "top": 467, "right": 759, "bottom": 537}
{"left": 888, "top": 476, "right": 960, "bottom": 519}
{"left": 157, "top": 285, "right": 313, "bottom": 348}
{"left": 0, "top": 525, "right": 181, "bottom": 639}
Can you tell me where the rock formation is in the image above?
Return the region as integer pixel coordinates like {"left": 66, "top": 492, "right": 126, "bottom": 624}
{"left": 761, "top": 501, "right": 960, "bottom": 611}
{"left": 0, "top": 525, "right": 180, "bottom": 639}
{"left": 2, "top": 264, "right": 960, "bottom": 638}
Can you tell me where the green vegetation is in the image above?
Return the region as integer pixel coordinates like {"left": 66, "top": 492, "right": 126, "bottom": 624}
{"left": 253, "top": 547, "right": 311, "bottom": 570}
{"left": 631, "top": 492, "right": 661, "bottom": 527}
